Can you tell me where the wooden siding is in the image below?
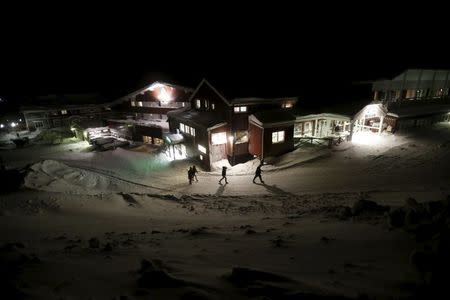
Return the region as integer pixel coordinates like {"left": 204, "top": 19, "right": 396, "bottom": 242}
{"left": 248, "top": 123, "right": 263, "bottom": 157}
{"left": 133, "top": 125, "right": 163, "bottom": 141}
{"left": 263, "top": 125, "right": 294, "bottom": 158}
{"left": 208, "top": 124, "right": 229, "bottom": 168}
{"left": 190, "top": 83, "right": 229, "bottom": 120}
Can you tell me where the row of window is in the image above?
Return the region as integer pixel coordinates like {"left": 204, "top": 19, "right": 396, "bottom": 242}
{"left": 131, "top": 100, "right": 186, "bottom": 108}
{"left": 180, "top": 123, "right": 195, "bottom": 136}
{"left": 234, "top": 106, "right": 247, "bottom": 113}
{"left": 194, "top": 130, "right": 284, "bottom": 158}
{"left": 374, "top": 88, "right": 449, "bottom": 100}
{"left": 195, "top": 101, "right": 292, "bottom": 113}
{"left": 272, "top": 131, "right": 285, "bottom": 143}
{"left": 196, "top": 99, "right": 215, "bottom": 110}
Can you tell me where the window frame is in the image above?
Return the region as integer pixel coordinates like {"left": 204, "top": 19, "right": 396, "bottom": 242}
{"left": 272, "top": 130, "right": 285, "bottom": 144}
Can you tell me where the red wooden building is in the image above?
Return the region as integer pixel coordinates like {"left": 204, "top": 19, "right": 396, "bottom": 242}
{"left": 167, "top": 79, "right": 297, "bottom": 170}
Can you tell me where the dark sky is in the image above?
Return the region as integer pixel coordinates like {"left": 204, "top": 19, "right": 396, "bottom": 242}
{"left": 1, "top": 5, "right": 449, "bottom": 111}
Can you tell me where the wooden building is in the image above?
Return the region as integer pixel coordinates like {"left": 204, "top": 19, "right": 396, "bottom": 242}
{"left": 294, "top": 113, "right": 351, "bottom": 139}
{"left": 354, "top": 69, "right": 450, "bottom": 137}
{"left": 107, "top": 82, "right": 194, "bottom": 145}
{"left": 248, "top": 110, "right": 296, "bottom": 159}
{"left": 21, "top": 93, "right": 111, "bottom": 131}
{"left": 167, "top": 79, "right": 297, "bottom": 170}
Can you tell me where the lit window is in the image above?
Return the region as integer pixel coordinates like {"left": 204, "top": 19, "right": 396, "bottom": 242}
{"left": 272, "top": 131, "right": 285, "bottom": 143}
{"left": 211, "top": 132, "right": 227, "bottom": 145}
{"left": 34, "top": 121, "right": 44, "bottom": 128}
{"left": 212, "top": 103, "right": 215, "bottom": 110}
{"left": 182, "top": 102, "right": 185, "bottom": 107}
{"left": 234, "top": 106, "right": 247, "bottom": 113}
{"left": 131, "top": 101, "right": 136, "bottom": 107}
{"left": 205, "top": 100, "right": 209, "bottom": 109}
{"left": 190, "top": 127, "right": 195, "bottom": 136}
{"left": 235, "top": 131, "right": 248, "bottom": 144}
{"left": 196, "top": 99, "right": 201, "bottom": 109}
{"left": 199, "top": 155, "right": 203, "bottom": 160}
{"left": 180, "top": 123, "right": 185, "bottom": 133}
{"left": 61, "top": 110, "right": 67, "bottom": 115}
{"left": 198, "top": 144, "right": 206, "bottom": 154}
{"left": 138, "top": 101, "right": 143, "bottom": 107}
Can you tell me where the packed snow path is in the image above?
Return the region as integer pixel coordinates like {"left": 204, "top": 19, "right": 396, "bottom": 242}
{"left": 18, "top": 123, "right": 450, "bottom": 197}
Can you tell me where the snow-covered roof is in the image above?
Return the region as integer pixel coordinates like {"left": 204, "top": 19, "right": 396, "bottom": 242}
{"left": 231, "top": 97, "right": 298, "bottom": 106}
{"left": 354, "top": 102, "right": 388, "bottom": 121}
{"left": 295, "top": 113, "right": 350, "bottom": 122}
{"left": 392, "top": 69, "right": 450, "bottom": 81}
{"left": 189, "top": 79, "right": 298, "bottom": 107}
{"left": 163, "top": 133, "right": 184, "bottom": 144}
{"left": 373, "top": 69, "right": 450, "bottom": 91}
{"left": 168, "top": 108, "right": 226, "bottom": 130}
{"left": 110, "top": 81, "right": 194, "bottom": 107}
{"left": 250, "top": 110, "right": 296, "bottom": 128}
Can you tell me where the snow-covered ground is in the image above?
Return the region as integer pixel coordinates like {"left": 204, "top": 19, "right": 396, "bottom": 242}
{"left": 1, "top": 123, "right": 450, "bottom": 299}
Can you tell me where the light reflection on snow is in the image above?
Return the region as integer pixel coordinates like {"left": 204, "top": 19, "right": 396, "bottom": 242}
{"left": 352, "top": 131, "right": 382, "bottom": 146}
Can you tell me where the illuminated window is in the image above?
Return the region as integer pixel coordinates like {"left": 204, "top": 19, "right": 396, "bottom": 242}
{"left": 182, "top": 102, "right": 185, "bottom": 107}
{"left": 138, "top": 101, "right": 143, "bottom": 107}
{"left": 154, "top": 138, "right": 164, "bottom": 145}
{"left": 131, "top": 101, "right": 136, "bottom": 107}
{"left": 205, "top": 100, "right": 209, "bottom": 109}
{"left": 196, "top": 99, "right": 201, "bottom": 109}
{"left": 199, "top": 155, "right": 203, "bottom": 160}
{"left": 180, "top": 123, "right": 195, "bottom": 136}
{"left": 212, "top": 103, "right": 215, "bottom": 110}
{"left": 235, "top": 131, "right": 248, "bottom": 144}
{"left": 272, "top": 131, "right": 285, "bottom": 143}
{"left": 405, "top": 90, "right": 416, "bottom": 99}
{"left": 143, "top": 136, "right": 153, "bottom": 144}
{"left": 211, "top": 132, "right": 227, "bottom": 145}
{"left": 34, "top": 121, "right": 44, "bottom": 128}
{"left": 198, "top": 144, "right": 206, "bottom": 154}
{"left": 61, "top": 110, "right": 67, "bottom": 115}
{"left": 234, "top": 106, "right": 247, "bottom": 113}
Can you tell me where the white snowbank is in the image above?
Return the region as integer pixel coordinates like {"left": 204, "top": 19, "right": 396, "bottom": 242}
{"left": 24, "top": 159, "right": 147, "bottom": 195}
{"left": 210, "top": 145, "right": 334, "bottom": 175}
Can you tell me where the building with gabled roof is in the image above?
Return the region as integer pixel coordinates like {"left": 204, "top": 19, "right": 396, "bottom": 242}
{"left": 106, "top": 81, "right": 194, "bottom": 145}
{"left": 354, "top": 69, "right": 450, "bottom": 136}
{"left": 167, "top": 79, "right": 298, "bottom": 169}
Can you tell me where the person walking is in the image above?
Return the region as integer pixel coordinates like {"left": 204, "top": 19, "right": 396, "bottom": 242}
{"left": 188, "top": 167, "right": 193, "bottom": 185}
{"left": 218, "top": 166, "right": 228, "bottom": 184}
{"left": 253, "top": 164, "right": 264, "bottom": 184}
{"left": 192, "top": 165, "right": 199, "bottom": 182}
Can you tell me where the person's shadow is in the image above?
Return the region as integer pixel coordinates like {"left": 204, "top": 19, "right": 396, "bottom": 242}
{"left": 254, "top": 182, "right": 296, "bottom": 197}
{"left": 215, "top": 184, "right": 226, "bottom": 196}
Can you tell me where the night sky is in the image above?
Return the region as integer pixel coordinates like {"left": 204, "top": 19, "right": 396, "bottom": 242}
{"left": 1, "top": 5, "right": 449, "bottom": 112}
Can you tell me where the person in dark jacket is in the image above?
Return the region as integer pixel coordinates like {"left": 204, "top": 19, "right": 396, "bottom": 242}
{"left": 188, "top": 167, "right": 193, "bottom": 185}
{"left": 218, "top": 166, "right": 228, "bottom": 184}
{"left": 192, "top": 165, "right": 198, "bottom": 182}
{"left": 253, "top": 164, "right": 264, "bottom": 184}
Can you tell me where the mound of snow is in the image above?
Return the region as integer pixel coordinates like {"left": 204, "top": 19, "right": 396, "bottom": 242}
{"left": 25, "top": 160, "right": 122, "bottom": 194}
